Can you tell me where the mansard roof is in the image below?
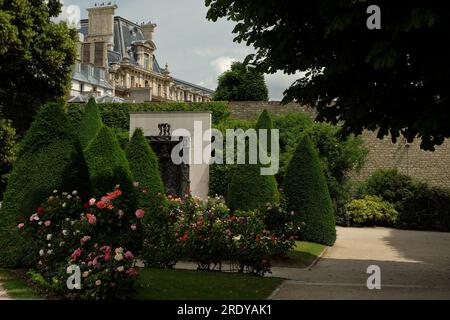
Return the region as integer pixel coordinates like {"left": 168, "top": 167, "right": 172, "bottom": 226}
{"left": 79, "top": 16, "right": 214, "bottom": 95}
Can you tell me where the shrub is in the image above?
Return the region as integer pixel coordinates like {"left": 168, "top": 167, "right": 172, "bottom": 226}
{"left": 18, "top": 188, "right": 144, "bottom": 299}
{"left": 227, "top": 110, "right": 280, "bottom": 211}
{"left": 0, "top": 103, "right": 91, "bottom": 267}
{"left": 345, "top": 195, "right": 398, "bottom": 227}
{"left": 0, "top": 119, "right": 17, "bottom": 201}
{"left": 84, "top": 126, "right": 134, "bottom": 197}
{"left": 126, "top": 128, "right": 165, "bottom": 217}
{"left": 283, "top": 135, "right": 336, "bottom": 245}
{"left": 362, "top": 169, "right": 450, "bottom": 231}
{"left": 67, "top": 101, "right": 230, "bottom": 131}
{"left": 77, "top": 98, "right": 103, "bottom": 150}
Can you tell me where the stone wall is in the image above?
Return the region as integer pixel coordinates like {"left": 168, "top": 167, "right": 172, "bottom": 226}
{"left": 227, "top": 101, "right": 450, "bottom": 189}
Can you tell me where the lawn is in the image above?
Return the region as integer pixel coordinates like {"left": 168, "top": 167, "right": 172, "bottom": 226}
{"left": 133, "top": 268, "right": 284, "bottom": 300}
{"left": 0, "top": 269, "right": 41, "bottom": 300}
{"left": 272, "top": 241, "right": 326, "bottom": 269}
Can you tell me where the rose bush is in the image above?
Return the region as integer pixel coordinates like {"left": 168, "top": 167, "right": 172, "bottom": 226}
{"left": 148, "top": 194, "right": 295, "bottom": 276}
{"left": 18, "top": 188, "right": 144, "bottom": 299}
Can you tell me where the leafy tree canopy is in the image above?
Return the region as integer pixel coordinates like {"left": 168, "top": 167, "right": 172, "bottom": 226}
{"left": 214, "top": 61, "right": 268, "bottom": 101}
{"left": 205, "top": 1, "right": 450, "bottom": 150}
{"left": 0, "top": 0, "right": 77, "bottom": 133}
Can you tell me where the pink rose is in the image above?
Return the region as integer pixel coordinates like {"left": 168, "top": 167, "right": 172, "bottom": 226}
{"left": 89, "top": 198, "right": 96, "bottom": 206}
{"left": 44, "top": 220, "right": 51, "bottom": 227}
{"left": 124, "top": 251, "right": 134, "bottom": 260}
{"left": 125, "top": 268, "right": 138, "bottom": 277}
{"left": 86, "top": 214, "right": 96, "bottom": 225}
{"left": 18, "top": 223, "right": 25, "bottom": 229}
{"left": 96, "top": 201, "right": 106, "bottom": 209}
{"left": 135, "top": 209, "right": 145, "bottom": 219}
{"left": 71, "top": 248, "right": 82, "bottom": 261}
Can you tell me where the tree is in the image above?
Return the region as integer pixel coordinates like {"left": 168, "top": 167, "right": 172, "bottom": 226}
{"left": 125, "top": 128, "right": 166, "bottom": 222}
{"left": 227, "top": 110, "right": 279, "bottom": 211}
{"left": 0, "top": 0, "right": 77, "bottom": 133}
{"left": 0, "top": 103, "right": 91, "bottom": 267}
{"left": 214, "top": 61, "right": 268, "bottom": 101}
{"left": 206, "top": 1, "right": 450, "bottom": 151}
{"left": 78, "top": 98, "right": 103, "bottom": 150}
{"left": 283, "top": 135, "right": 336, "bottom": 245}
{"left": 0, "top": 119, "right": 17, "bottom": 201}
{"left": 84, "top": 126, "right": 134, "bottom": 196}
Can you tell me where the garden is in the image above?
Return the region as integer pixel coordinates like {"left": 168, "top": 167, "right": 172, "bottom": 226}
{"left": 1, "top": 98, "right": 449, "bottom": 300}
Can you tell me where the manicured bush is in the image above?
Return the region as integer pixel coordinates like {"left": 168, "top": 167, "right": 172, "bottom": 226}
{"left": 227, "top": 110, "right": 280, "bottom": 211}
{"left": 77, "top": 98, "right": 103, "bottom": 150}
{"left": 362, "top": 169, "right": 450, "bottom": 231}
{"left": 0, "top": 103, "right": 91, "bottom": 267}
{"left": 18, "top": 188, "right": 143, "bottom": 299}
{"left": 345, "top": 195, "right": 398, "bottom": 227}
{"left": 84, "top": 126, "right": 134, "bottom": 196}
{"left": 126, "top": 128, "right": 167, "bottom": 249}
{"left": 283, "top": 136, "right": 336, "bottom": 245}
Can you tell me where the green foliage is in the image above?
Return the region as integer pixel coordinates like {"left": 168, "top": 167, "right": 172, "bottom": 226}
{"left": 362, "top": 169, "right": 450, "bottom": 231}
{"left": 0, "top": 119, "right": 17, "bottom": 201}
{"left": 345, "top": 195, "right": 398, "bottom": 227}
{"left": 306, "top": 123, "right": 368, "bottom": 222}
{"left": 227, "top": 162, "right": 279, "bottom": 211}
{"left": 227, "top": 110, "right": 279, "bottom": 211}
{"left": 0, "top": 103, "right": 91, "bottom": 267}
{"left": 84, "top": 126, "right": 133, "bottom": 196}
{"left": 206, "top": 1, "right": 450, "bottom": 151}
{"left": 67, "top": 101, "right": 230, "bottom": 131}
{"left": 126, "top": 128, "right": 166, "bottom": 227}
{"left": 283, "top": 136, "right": 336, "bottom": 245}
{"left": 0, "top": 0, "right": 77, "bottom": 133}
{"left": 77, "top": 98, "right": 103, "bottom": 150}
{"left": 214, "top": 61, "right": 268, "bottom": 101}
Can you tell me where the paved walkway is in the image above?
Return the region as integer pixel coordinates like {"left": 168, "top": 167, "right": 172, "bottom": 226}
{"left": 270, "top": 227, "right": 450, "bottom": 299}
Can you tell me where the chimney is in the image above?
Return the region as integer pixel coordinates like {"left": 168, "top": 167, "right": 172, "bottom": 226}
{"left": 141, "top": 22, "right": 157, "bottom": 41}
{"left": 86, "top": 3, "right": 118, "bottom": 50}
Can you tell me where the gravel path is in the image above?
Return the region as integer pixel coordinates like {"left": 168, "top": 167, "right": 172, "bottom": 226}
{"left": 270, "top": 226, "right": 450, "bottom": 299}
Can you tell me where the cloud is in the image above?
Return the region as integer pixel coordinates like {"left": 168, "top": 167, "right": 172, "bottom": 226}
{"left": 265, "top": 71, "right": 305, "bottom": 101}
{"left": 210, "top": 56, "right": 236, "bottom": 75}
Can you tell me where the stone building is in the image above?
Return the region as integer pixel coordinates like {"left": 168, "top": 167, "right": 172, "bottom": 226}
{"left": 70, "top": 3, "right": 214, "bottom": 102}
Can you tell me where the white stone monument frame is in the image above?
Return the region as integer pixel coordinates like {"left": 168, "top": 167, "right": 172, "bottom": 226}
{"left": 129, "top": 111, "right": 212, "bottom": 199}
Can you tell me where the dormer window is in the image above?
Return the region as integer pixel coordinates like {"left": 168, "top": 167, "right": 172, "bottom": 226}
{"left": 144, "top": 53, "right": 150, "bottom": 70}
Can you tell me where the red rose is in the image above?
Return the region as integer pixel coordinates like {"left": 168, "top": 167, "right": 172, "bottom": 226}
{"left": 96, "top": 201, "right": 106, "bottom": 209}
{"left": 37, "top": 207, "right": 44, "bottom": 215}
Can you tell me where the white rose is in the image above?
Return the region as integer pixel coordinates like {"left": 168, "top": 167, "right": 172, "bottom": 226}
{"left": 116, "top": 266, "right": 124, "bottom": 272}
{"left": 46, "top": 234, "right": 52, "bottom": 241}
{"left": 39, "top": 249, "right": 44, "bottom": 256}
{"left": 114, "top": 254, "right": 124, "bottom": 261}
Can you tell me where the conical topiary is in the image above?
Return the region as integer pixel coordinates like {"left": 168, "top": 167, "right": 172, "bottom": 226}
{"left": 0, "top": 102, "right": 91, "bottom": 267}
{"left": 126, "top": 128, "right": 166, "bottom": 220}
{"left": 78, "top": 97, "right": 103, "bottom": 150}
{"left": 227, "top": 110, "right": 279, "bottom": 211}
{"left": 283, "top": 135, "right": 336, "bottom": 245}
{"left": 84, "top": 126, "right": 134, "bottom": 196}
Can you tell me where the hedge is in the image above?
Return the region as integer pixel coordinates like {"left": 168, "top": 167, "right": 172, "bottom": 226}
{"left": 67, "top": 101, "right": 230, "bottom": 131}
{"left": 126, "top": 128, "right": 166, "bottom": 223}
{"left": 283, "top": 135, "right": 336, "bottom": 245}
{"left": 0, "top": 103, "right": 91, "bottom": 267}
{"left": 227, "top": 110, "right": 279, "bottom": 211}
{"left": 84, "top": 126, "right": 134, "bottom": 196}
{"left": 77, "top": 97, "right": 103, "bottom": 149}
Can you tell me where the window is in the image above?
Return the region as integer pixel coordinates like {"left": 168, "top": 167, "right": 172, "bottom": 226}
{"left": 80, "top": 83, "right": 84, "bottom": 94}
{"left": 144, "top": 54, "right": 150, "bottom": 70}
{"left": 131, "top": 76, "right": 135, "bottom": 88}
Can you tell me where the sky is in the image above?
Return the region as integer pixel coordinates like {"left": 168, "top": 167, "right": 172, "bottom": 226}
{"left": 59, "top": 0, "right": 300, "bottom": 100}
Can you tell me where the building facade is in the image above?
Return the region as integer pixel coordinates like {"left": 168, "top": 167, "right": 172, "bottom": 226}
{"left": 71, "top": 3, "right": 214, "bottom": 102}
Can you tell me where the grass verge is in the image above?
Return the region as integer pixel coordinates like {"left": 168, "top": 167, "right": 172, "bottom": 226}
{"left": 0, "top": 269, "right": 41, "bottom": 300}
{"left": 133, "top": 268, "right": 284, "bottom": 300}
{"left": 272, "top": 241, "right": 326, "bottom": 268}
